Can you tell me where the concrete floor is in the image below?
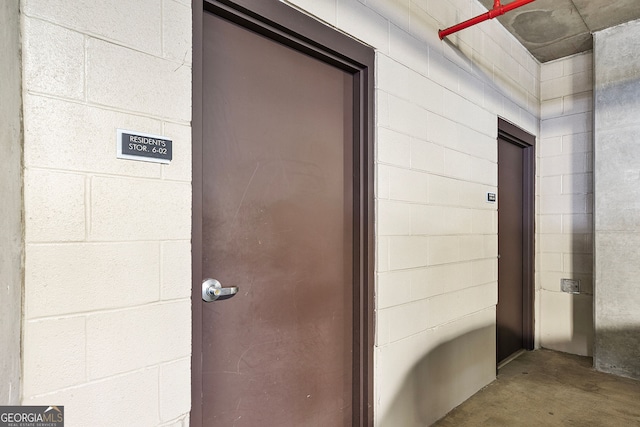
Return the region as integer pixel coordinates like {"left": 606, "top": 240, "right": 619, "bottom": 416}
{"left": 433, "top": 349, "right": 640, "bottom": 426}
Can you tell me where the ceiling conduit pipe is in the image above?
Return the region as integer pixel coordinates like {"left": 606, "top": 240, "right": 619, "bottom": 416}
{"left": 438, "top": 0, "right": 536, "bottom": 40}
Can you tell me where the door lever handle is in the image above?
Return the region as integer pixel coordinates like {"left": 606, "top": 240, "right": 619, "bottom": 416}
{"left": 202, "top": 278, "right": 239, "bottom": 302}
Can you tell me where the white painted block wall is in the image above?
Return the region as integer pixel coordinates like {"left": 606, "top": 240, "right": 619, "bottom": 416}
{"left": 20, "top": 1, "right": 193, "bottom": 425}
{"left": 285, "top": 0, "right": 540, "bottom": 425}
{"left": 539, "top": 53, "right": 594, "bottom": 356}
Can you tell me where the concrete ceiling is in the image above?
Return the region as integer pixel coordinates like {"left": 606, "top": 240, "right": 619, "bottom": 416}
{"left": 477, "top": 0, "right": 640, "bottom": 62}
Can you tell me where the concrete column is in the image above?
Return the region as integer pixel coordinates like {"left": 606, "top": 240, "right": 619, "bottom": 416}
{"left": 594, "top": 18, "right": 640, "bottom": 380}
{"left": 0, "top": 0, "right": 23, "bottom": 405}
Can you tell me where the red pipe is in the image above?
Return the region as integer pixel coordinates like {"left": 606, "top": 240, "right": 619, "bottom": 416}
{"left": 438, "top": 0, "right": 536, "bottom": 40}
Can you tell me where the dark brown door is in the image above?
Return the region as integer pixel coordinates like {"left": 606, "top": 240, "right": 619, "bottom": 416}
{"left": 193, "top": 4, "right": 371, "bottom": 425}
{"left": 497, "top": 137, "right": 524, "bottom": 363}
{"left": 496, "top": 118, "right": 534, "bottom": 364}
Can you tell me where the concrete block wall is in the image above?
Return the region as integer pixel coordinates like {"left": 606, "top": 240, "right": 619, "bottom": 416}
{"left": 20, "top": 1, "right": 193, "bottom": 425}
{"left": 594, "top": 19, "right": 640, "bottom": 380}
{"left": 0, "top": 0, "right": 23, "bottom": 406}
{"left": 538, "top": 52, "right": 594, "bottom": 356}
{"left": 285, "top": 1, "right": 540, "bottom": 425}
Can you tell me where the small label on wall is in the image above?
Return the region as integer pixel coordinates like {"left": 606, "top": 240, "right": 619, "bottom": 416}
{"left": 117, "top": 129, "right": 172, "bottom": 164}
{"left": 561, "top": 278, "right": 581, "bottom": 294}
{"left": 487, "top": 192, "right": 497, "bottom": 203}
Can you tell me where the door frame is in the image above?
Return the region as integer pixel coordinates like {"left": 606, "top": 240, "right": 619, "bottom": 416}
{"left": 191, "top": 1, "right": 375, "bottom": 425}
{"left": 497, "top": 117, "right": 535, "bottom": 354}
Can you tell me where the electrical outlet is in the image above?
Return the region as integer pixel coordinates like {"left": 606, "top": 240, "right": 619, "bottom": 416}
{"left": 561, "top": 279, "right": 580, "bottom": 294}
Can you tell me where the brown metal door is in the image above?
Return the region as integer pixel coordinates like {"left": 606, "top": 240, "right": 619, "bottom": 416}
{"left": 497, "top": 137, "right": 525, "bottom": 363}
{"left": 198, "top": 9, "right": 355, "bottom": 426}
